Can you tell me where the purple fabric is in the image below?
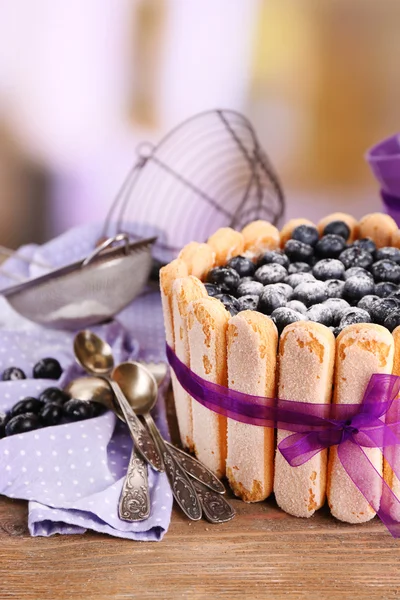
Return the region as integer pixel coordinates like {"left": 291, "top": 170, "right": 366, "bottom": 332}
{"left": 167, "top": 345, "right": 400, "bottom": 538}
{"left": 0, "top": 224, "right": 173, "bottom": 541}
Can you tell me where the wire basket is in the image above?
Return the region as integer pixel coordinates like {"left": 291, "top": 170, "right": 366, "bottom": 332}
{"left": 102, "top": 109, "right": 285, "bottom": 263}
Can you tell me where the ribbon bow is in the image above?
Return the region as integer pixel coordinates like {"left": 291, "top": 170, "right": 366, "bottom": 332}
{"left": 167, "top": 344, "right": 400, "bottom": 537}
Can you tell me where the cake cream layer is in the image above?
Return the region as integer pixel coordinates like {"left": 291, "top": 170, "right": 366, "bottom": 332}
{"left": 226, "top": 311, "right": 278, "bottom": 502}
{"left": 327, "top": 324, "right": 394, "bottom": 523}
{"left": 274, "top": 321, "right": 335, "bottom": 517}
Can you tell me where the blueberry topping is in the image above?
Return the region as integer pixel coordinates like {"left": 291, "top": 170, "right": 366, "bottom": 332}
{"left": 370, "top": 297, "right": 400, "bottom": 325}
{"left": 39, "top": 402, "right": 64, "bottom": 426}
{"left": 324, "top": 279, "right": 345, "bottom": 299}
{"left": 256, "top": 251, "right": 289, "bottom": 269}
{"left": 226, "top": 256, "right": 256, "bottom": 278}
{"left": 215, "top": 294, "right": 240, "bottom": 316}
{"left": 357, "top": 295, "right": 380, "bottom": 314}
{"left": 312, "top": 259, "right": 345, "bottom": 281}
{"left": 10, "top": 397, "right": 44, "bottom": 417}
{"left": 258, "top": 288, "right": 287, "bottom": 315}
{"left": 292, "top": 281, "right": 327, "bottom": 307}
{"left": 390, "top": 289, "right": 400, "bottom": 300}
{"left": 39, "top": 387, "right": 71, "bottom": 405}
{"left": 339, "top": 308, "right": 371, "bottom": 328}
{"left": 286, "top": 300, "right": 308, "bottom": 314}
{"left": 271, "top": 307, "right": 305, "bottom": 334}
{"left": 344, "top": 267, "right": 373, "bottom": 281}
{"left": 237, "top": 295, "right": 259, "bottom": 312}
{"left": 63, "top": 399, "right": 95, "bottom": 421}
{"left": 375, "top": 282, "right": 398, "bottom": 298}
{"left": 384, "top": 310, "right": 400, "bottom": 333}
{"left": 371, "top": 260, "right": 400, "bottom": 284}
{"left": 338, "top": 247, "right": 373, "bottom": 270}
{"left": 323, "top": 298, "right": 351, "bottom": 326}
{"left": 207, "top": 267, "right": 240, "bottom": 294}
{"left": 5, "top": 413, "right": 41, "bottom": 436}
{"left": 33, "top": 358, "right": 63, "bottom": 380}
{"left": 343, "top": 276, "right": 375, "bottom": 304}
{"left": 291, "top": 224, "right": 319, "bottom": 247}
{"left": 255, "top": 264, "right": 287, "bottom": 285}
{"left": 236, "top": 280, "right": 264, "bottom": 297}
{"left": 375, "top": 247, "right": 400, "bottom": 264}
{"left": 287, "top": 262, "right": 312, "bottom": 274}
{"left": 2, "top": 367, "right": 26, "bottom": 381}
{"left": 306, "top": 304, "right": 333, "bottom": 327}
{"left": 284, "top": 240, "right": 314, "bottom": 264}
{"left": 315, "top": 234, "right": 346, "bottom": 259}
{"left": 352, "top": 237, "right": 377, "bottom": 254}
{"left": 285, "top": 273, "right": 315, "bottom": 288}
{"left": 204, "top": 283, "right": 222, "bottom": 297}
{"left": 323, "top": 220, "right": 350, "bottom": 241}
{"left": 91, "top": 401, "right": 106, "bottom": 417}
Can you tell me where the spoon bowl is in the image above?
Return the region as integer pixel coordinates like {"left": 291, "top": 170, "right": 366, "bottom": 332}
{"left": 74, "top": 330, "right": 114, "bottom": 375}
{"left": 112, "top": 362, "right": 158, "bottom": 415}
{"left": 65, "top": 376, "right": 115, "bottom": 411}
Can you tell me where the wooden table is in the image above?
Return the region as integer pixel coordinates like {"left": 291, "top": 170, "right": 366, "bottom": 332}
{"left": 1, "top": 494, "right": 399, "bottom": 600}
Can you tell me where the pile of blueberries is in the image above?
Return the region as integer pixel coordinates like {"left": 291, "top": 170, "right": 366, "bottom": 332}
{"left": 205, "top": 220, "right": 400, "bottom": 335}
{"left": 0, "top": 358, "right": 103, "bottom": 438}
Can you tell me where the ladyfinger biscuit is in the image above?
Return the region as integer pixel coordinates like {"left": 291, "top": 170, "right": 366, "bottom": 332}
{"left": 317, "top": 212, "right": 359, "bottom": 243}
{"left": 358, "top": 213, "right": 397, "bottom": 248}
{"left": 280, "top": 218, "right": 314, "bottom": 248}
{"left": 241, "top": 220, "right": 280, "bottom": 256}
{"left": 178, "top": 242, "right": 215, "bottom": 281}
{"left": 327, "top": 324, "right": 394, "bottom": 523}
{"left": 383, "top": 325, "right": 400, "bottom": 521}
{"left": 187, "top": 296, "right": 230, "bottom": 477}
{"left": 160, "top": 259, "right": 188, "bottom": 347}
{"left": 171, "top": 276, "right": 207, "bottom": 450}
{"left": 390, "top": 229, "right": 400, "bottom": 248}
{"left": 207, "top": 227, "right": 244, "bottom": 266}
{"left": 226, "top": 311, "right": 278, "bottom": 502}
{"left": 274, "top": 322, "right": 335, "bottom": 518}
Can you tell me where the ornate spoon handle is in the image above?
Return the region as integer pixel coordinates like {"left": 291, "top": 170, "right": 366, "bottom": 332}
{"left": 165, "top": 442, "right": 226, "bottom": 494}
{"left": 192, "top": 480, "right": 236, "bottom": 524}
{"left": 118, "top": 449, "right": 150, "bottom": 522}
{"left": 109, "top": 379, "right": 164, "bottom": 472}
{"left": 144, "top": 414, "right": 202, "bottom": 521}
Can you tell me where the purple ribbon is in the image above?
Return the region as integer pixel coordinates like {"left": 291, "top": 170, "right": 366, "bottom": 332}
{"left": 167, "top": 344, "right": 400, "bottom": 537}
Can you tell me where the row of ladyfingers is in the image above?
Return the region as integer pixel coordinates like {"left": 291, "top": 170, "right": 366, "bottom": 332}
{"left": 160, "top": 212, "right": 400, "bottom": 524}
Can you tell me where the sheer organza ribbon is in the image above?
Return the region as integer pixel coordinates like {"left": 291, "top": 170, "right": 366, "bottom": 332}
{"left": 167, "top": 344, "right": 400, "bottom": 537}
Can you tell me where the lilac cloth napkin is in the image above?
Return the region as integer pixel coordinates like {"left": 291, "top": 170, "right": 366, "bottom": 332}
{"left": 0, "top": 224, "right": 173, "bottom": 541}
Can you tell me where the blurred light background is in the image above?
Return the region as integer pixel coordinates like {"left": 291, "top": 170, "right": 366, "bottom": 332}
{"left": 0, "top": 0, "right": 399, "bottom": 248}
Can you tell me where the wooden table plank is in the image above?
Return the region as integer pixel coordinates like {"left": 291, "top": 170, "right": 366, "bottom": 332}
{"left": 1, "top": 494, "right": 399, "bottom": 600}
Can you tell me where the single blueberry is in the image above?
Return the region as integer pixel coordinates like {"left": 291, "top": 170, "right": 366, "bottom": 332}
{"left": 338, "top": 247, "right": 373, "bottom": 270}
{"left": 271, "top": 307, "right": 305, "bottom": 334}
{"left": 285, "top": 272, "right": 315, "bottom": 289}
{"left": 226, "top": 256, "right": 256, "bottom": 278}
{"left": 10, "top": 397, "right": 44, "bottom": 417}
{"left": 255, "top": 264, "right": 287, "bottom": 285}
{"left": 384, "top": 310, "right": 400, "bottom": 332}
{"left": 256, "top": 250, "right": 289, "bottom": 269}
{"left": 215, "top": 294, "right": 240, "bottom": 316}
{"left": 207, "top": 267, "right": 240, "bottom": 294}
{"left": 284, "top": 240, "right": 314, "bottom": 264}
{"left": 292, "top": 281, "right": 327, "bottom": 307}
{"left": 323, "top": 298, "right": 351, "bottom": 326}
{"left": 325, "top": 279, "right": 345, "bottom": 299}
{"left": 291, "top": 224, "right": 319, "bottom": 247}
{"left": 237, "top": 295, "right": 260, "bottom": 312}
{"left": 306, "top": 304, "right": 333, "bottom": 327}
{"left": 352, "top": 238, "right": 377, "bottom": 254}
{"left": 63, "top": 399, "right": 95, "bottom": 422}
{"left": 236, "top": 280, "right": 264, "bottom": 297}
{"left": 263, "top": 283, "right": 293, "bottom": 299}
{"left": 315, "top": 234, "right": 346, "bottom": 259}
{"left": 357, "top": 295, "right": 380, "bottom": 314}
{"left": 344, "top": 267, "right": 373, "bottom": 281}
{"left": 323, "top": 220, "right": 350, "bottom": 241}
{"left": 0, "top": 412, "right": 8, "bottom": 438}
{"left": 312, "top": 258, "right": 345, "bottom": 281}
{"left": 339, "top": 308, "right": 371, "bottom": 328}
{"left": 375, "top": 247, "right": 400, "bottom": 264}
{"left": 2, "top": 367, "right": 26, "bottom": 381}
{"left": 375, "top": 282, "right": 398, "bottom": 298}
{"left": 33, "top": 358, "right": 63, "bottom": 380}
{"left": 39, "top": 387, "right": 71, "bottom": 405}
{"left": 371, "top": 260, "right": 400, "bottom": 284}
{"left": 343, "top": 276, "right": 375, "bottom": 304}
{"left": 287, "top": 262, "right": 312, "bottom": 274}
{"left": 204, "top": 283, "right": 222, "bottom": 297}
{"left": 39, "top": 402, "right": 64, "bottom": 426}
{"left": 258, "top": 288, "right": 287, "bottom": 315}
{"left": 5, "top": 413, "right": 41, "bottom": 436}
{"left": 370, "top": 297, "right": 400, "bottom": 325}
{"left": 390, "top": 289, "right": 400, "bottom": 300}
{"left": 286, "top": 300, "right": 308, "bottom": 314}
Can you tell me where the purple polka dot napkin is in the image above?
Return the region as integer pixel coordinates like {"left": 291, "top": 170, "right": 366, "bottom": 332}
{"left": 0, "top": 224, "right": 173, "bottom": 541}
